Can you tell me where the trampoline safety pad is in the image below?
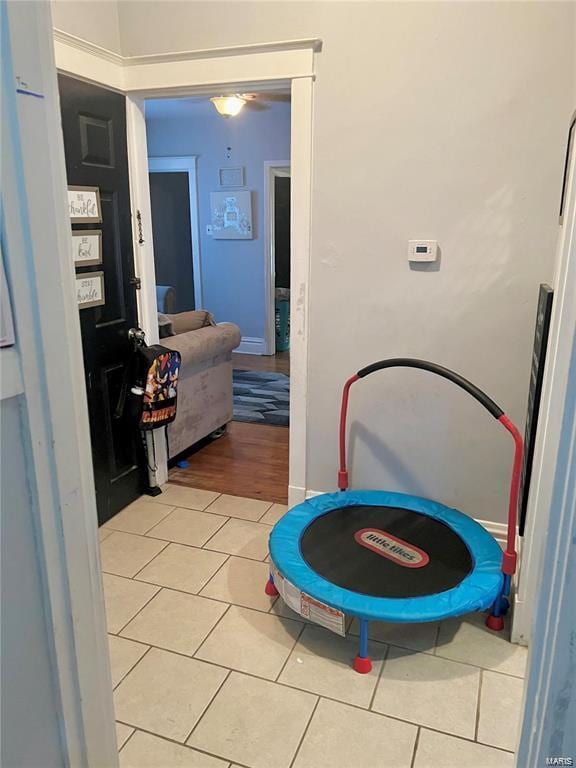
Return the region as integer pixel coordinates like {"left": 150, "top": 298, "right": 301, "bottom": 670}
{"left": 269, "top": 490, "right": 504, "bottom": 623}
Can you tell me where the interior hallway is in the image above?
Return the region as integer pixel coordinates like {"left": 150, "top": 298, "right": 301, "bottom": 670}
{"left": 233, "top": 350, "right": 290, "bottom": 375}
{"left": 101, "top": 484, "right": 526, "bottom": 768}
{"left": 170, "top": 351, "right": 290, "bottom": 503}
{"left": 169, "top": 421, "right": 289, "bottom": 504}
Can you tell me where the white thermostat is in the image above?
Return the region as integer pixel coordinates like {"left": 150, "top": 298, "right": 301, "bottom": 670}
{"left": 408, "top": 240, "right": 438, "bottom": 262}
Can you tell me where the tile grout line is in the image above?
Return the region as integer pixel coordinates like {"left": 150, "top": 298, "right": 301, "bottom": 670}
{"left": 103, "top": 537, "right": 171, "bottom": 581}
{"left": 205, "top": 494, "right": 274, "bottom": 520}
{"left": 107, "top": 572, "right": 526, "bottom": 680}
{"left": 432, "top": 622, "right": 442, "bottom": 655}
{"left": 184, "top": 668, "right": 233, "bottom": 746}
{"left": 146, "top": 511, "right": 230, "bottom": 546}
{"left": 474, "top": 669, "right": 484, "bottom": 742}
{"left": 115, "top": 719, "right": 245, "bottom": 766}
{"left": 113, "top": 584, "right": 163, "bottom": 636}
{"left": 113, "top": 641, "right": 516, "bottom": 757}
{"left": 368, "top": 642, "right": 390, "bottom": 711}
{"left": 288, "top": 695, "right": 321, "bottom": 768}
{"left": 196, "top": 552, "right": 232, "bottom": 596}
{"left": 117, "top": 725, "right": 137, "bottom": 754}
{"left": 409, "top": 726, "right": 421, "bottom": 768}
{"left": 109, "top": 579, "right": 285, "bottom": 627}
{"left": 274, "top": 620, "right": 308, "bottom": 683}
{"left": 192, "top": 603, "right": 234, "bottom": 660}
{"left": 256, "top": 499, "right": 276, "bottom": 521}
{"left": 111, "top": 641, "right": 152, "bottom": 691}
{"left": 102, "top": 503, "right": 176, "bottom": 536}
{"left": 105, "top": 518, "right": 274, "bottom": 565}
{"left": 129, "top": 540, "right": 174, "bottom": 580}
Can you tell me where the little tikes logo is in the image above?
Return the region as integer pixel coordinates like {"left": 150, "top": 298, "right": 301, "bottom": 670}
{"left": 354, "top": 528, "right": 430, "bottom": 568}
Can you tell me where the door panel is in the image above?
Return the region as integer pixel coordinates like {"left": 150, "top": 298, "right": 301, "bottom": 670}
{"left": 149, "top": 171, "right": 195, "bottom": 312}
{"left": 58, "top": 74, "right": 146, "bottom": 524}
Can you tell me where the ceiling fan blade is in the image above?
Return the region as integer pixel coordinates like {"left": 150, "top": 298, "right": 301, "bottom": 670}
{"left": 244, "top": 100, "right": 268, "bottom": 111}
{"left": 264, "top": 93, "right": 291, "bottom": 103}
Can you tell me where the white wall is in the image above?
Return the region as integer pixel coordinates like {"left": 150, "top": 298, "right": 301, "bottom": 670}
{"left": 69, "top": 1, "right": 574, "bottom": 524}
{"left": 0, "top": 398, "right": 66, "bottom": 768}
{"left": 52, "top": 0, "right": 121, "bottom": 53}
{"left": 146, "top": 98, "right": 290, "bottom": 343}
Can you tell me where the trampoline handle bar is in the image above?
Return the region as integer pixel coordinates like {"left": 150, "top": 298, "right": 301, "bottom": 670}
{"left": 338, "top": 359, "right": 523, "bottom": 575}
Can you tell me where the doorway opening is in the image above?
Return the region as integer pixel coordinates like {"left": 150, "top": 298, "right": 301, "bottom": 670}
{"left": 144, "top": 92, "right": 292, "bottom": 504}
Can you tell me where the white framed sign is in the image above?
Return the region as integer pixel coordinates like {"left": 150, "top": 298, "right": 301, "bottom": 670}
{"left": 219, "top": 166, "right": 244, "bottom": 187}
{"left": 76, "top": 272, "right": 105, "bottom": 309}
{"left": 68, "top": 186, "right": 102, "bottom": 223}
{"left": 72, "top": 230, "right": 102, "bottom": 267}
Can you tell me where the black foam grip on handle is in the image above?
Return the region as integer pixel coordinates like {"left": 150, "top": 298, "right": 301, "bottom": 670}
{"left": 356, "top": 358, "right": 504, "bottom": 419}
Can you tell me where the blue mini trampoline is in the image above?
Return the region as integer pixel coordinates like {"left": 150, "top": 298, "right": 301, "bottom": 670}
{"left": 266, "top": 359, "right": 523, "bottom": 673}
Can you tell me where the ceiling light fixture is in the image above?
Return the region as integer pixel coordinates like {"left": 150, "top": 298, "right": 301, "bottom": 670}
{"left": 210, "top": 95, "right": 247, "bottom": 117}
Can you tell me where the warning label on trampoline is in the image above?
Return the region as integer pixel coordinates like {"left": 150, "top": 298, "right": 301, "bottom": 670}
{"left": 271, "top": 564, "right": 345, "bottom": 636}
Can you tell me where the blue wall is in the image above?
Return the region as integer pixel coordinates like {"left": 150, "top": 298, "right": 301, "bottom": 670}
{"left": 146, "top": 98, "right": 291, "bottom": 344}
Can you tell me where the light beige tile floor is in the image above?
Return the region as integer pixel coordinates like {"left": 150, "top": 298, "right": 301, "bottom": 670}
{"left": 103, "top": 484, "right": 526, "bottom": 768}
{"left": 146, "top": 507, "right": 229, "bottom": 548}
{"left": 135, "top": 543, "right": 228, "bottom": 594}
{"left": 195, "top": 605, "right": 303, "bottom": 680}
{"left": 259, "top": 502, "right": 289, "bottom": 525}
{"left": 203, "top": 518, "right": 272, "bottom": 560}
{"left": 205, "top": 493, "right": 273, "bottom": 521}
{"left": 120, "top": 589, "right": 228, "bottom": 656}
{"left": 104, "top": 498, "right": 175, "bottom": 535}
{"left": 108, "top": 634, "right": 149, "bottom": 687}
{"left": 199, "top": 555, "right": 278, "bottom": 611}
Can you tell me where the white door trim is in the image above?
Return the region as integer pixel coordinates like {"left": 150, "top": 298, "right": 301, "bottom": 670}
{"left": 264, "top": 160, "right": 291, "bottom": 356}
{"left": 48, "top": 31, "right": 316, "bottom": 764}
{"left": 512, "top": 117, "right": 576, "bottom": 645}
{"left": 149, "top": 155, "right": 203, "bottom": 309}
{"left": 54, "top": 33, "right": 318, "bottom": 499}
{"left": 125, "top": 97, "right": 169, "bottom": 487}
{"left": 53, "top": 29, "right": 320, "bottom": 91}
{"left": 6, "top": 4, "right": 118, "bottom": 765}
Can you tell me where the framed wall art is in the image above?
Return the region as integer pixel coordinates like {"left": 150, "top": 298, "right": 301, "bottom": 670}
{"left": 72, "top": 230, "right": 102, "bottom": 267}
{"left": 68, "top": 185, "right": 102, "bottom": 223}
{"left": 210, "top": 190, "right": 253, "bottom": 239}
{"left": 76, "top": 271, "right": 105, "bottom": 309}
{"left": 219, "top": 166, "right": 244, "bottom": 188}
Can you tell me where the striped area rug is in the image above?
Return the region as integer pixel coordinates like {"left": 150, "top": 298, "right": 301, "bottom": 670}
{"left": 232, "top": 370, "right": 290, "bottom": 427}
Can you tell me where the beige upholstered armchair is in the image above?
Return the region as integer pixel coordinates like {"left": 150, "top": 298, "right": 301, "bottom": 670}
{"left": 160, "top": 311, "right": 241, "bottom": 459}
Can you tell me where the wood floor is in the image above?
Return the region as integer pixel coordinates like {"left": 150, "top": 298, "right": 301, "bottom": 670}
{"left": 170, "top": 351, "right": 290, "bottom": 503}
{"left": 169, "top": 421, "right": 289, "bottom": 504}
{"left": 233, "top": 350, "right": 290, "bottom": 375}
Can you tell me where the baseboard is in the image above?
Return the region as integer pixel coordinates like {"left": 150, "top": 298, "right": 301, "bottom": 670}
{"left": 288, "top": 485, "right": 306, "bottom": 507}
{"left": 235, "top": 336, "right": 267, "bottom": 355}
{"left": 304, "top": 489, "right": 508, "bottom": 546}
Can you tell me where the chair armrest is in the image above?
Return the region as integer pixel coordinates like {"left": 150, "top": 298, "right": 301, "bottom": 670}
{"left": 162, "top": 322, "right": 241, "bottom": 368}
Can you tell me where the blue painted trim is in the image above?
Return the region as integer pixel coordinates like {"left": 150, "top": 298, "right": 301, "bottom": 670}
{"left": 269, "top": 490, "right": 504, "bottom": 623}
{"left": 16, "top": 88, "right": 44, "bottom": 99}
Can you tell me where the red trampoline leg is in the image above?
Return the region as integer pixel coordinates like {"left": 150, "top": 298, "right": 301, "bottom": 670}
{"left": 485, "top": 614, "right": 505, "bottom": 631}
{"left": 353, "top": 618, "right": 372, "bottom": 674}
{"left": 265, "top": 577, "right": 279, "bottom": 597}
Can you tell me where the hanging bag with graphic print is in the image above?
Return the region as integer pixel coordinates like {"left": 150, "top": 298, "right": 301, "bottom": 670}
{"left": 116, "top": 340, "right": 181, "bottom": 431}
{"left": 135, "top": 345, "right": 181, "bottom": 430}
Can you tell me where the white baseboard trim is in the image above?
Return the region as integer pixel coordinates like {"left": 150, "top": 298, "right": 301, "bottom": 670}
{"left": 304, "top": 489, "right": 508, "bottom": 546}
{"left": 288, "top": 485, "right": 306, "bottom": 508}
{"left": 236, "top": 336, "right": 267, "bottom": 355}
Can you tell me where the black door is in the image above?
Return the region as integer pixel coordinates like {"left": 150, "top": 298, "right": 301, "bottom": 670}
{"left": 274, "top": 176, "right": 291, "bottom": 289}
{"left": 58, "top": 74, "right": 146, "bottom": 525}
{"left": 149, "top": 171, "right": 195, "bottom": 312}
